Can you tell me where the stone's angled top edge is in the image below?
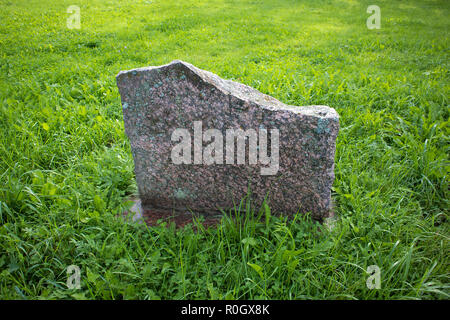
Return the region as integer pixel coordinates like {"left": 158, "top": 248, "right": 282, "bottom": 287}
{"left": 116, "top": 60, "right": 339, "bottom": 119}
{"left": 116, "top": 60, "right": 187, "bottom": 79}
{"left": 289, "top": 105, "right": 340, "bottom": 120}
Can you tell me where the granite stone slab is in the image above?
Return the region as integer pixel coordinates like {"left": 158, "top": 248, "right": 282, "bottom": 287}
{"left": 116, "top": 60, "right": 339, "bottom": 220}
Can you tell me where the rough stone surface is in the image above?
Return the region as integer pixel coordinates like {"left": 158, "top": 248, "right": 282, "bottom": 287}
{"left": 117, "top": 60, "right": 339, "bottom": 221}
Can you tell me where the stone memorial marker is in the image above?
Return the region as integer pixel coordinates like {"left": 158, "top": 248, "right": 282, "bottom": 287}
{"left": 116, "top": 60, "right": 339, "bottom": 223}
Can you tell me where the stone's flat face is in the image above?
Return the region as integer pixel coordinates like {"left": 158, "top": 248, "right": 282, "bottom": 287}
{"left": 116, "top": 60, "right": 339, "bottom": 220}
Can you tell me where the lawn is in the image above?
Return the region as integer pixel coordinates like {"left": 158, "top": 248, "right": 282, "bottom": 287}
{"left": 0, "top": 0, "right": 448, "bottom": 299}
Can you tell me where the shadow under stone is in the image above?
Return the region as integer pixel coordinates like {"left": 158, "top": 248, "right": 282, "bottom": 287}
{"left": 122, "top": 198, "right": 222, "bottom": 229}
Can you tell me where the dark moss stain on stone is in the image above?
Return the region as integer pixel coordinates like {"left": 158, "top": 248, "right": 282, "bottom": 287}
{"left": 316, "top": 118, "right": 330, "bottom": 134}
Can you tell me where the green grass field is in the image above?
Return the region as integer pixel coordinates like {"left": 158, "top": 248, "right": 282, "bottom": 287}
{"left": 0, "top": 0, "right": 448, "bottom": 299}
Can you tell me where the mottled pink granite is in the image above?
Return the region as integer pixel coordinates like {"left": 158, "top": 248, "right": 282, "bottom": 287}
{"left": 116, "top": 60, "right": 339, "bottom": 221}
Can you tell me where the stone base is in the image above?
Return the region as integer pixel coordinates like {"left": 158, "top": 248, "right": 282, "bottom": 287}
{"left": 122, "top": 197, "right": 336, "bottom": 229}
{"left": 123, "top": 198, "right": 222, "bottom": 229}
